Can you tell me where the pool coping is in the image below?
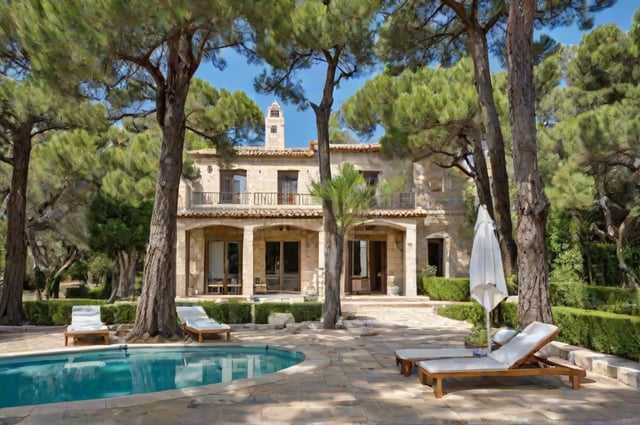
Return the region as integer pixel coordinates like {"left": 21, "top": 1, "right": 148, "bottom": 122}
{"left": 0, "top": 342, "right": 330, "bottom": 417}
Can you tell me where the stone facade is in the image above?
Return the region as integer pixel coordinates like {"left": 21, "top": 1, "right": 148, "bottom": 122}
{"left": 176, "top": 101, "right": 471, "bottom": 298}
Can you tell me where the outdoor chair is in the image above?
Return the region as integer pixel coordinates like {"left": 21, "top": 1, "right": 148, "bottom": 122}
{"left": 416, "top": 321, "right": 586, "bottom": 398}
{"left": 176, "top": 305, "right": 231, "bottom": 342}
{"left": 64, "top": 305, "right": 110, "bottom": 346}
{"left": 395, "top": 328, "right": 518, "bottom": 376}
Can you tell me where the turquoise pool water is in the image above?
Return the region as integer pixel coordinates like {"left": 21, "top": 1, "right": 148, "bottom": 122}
{"left": 0, "top": 345, "right": 304, "bottom": 408}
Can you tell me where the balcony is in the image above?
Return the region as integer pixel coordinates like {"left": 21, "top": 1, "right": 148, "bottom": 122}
{"left": 187, "top": 191, "right": 418, "bottom": 210}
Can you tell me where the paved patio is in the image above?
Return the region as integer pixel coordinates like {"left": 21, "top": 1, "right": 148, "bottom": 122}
{"left": 0, "top": 299, "right": 638, "bottom": 424}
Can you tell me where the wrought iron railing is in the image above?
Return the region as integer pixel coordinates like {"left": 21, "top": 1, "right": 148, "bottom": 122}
{"left": 189, "top": 191, "right": 418, "bottom": 209}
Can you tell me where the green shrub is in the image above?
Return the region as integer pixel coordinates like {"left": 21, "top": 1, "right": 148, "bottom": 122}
{"left": 218, "top": 301, "right": 252, "bottom": 324}
{"left": 438, "top": 301, "right": 640, "bottom": 362}
{"left": 64, "top": 284, "right": 109, "bottom": 300}
{"left": 64, "top": 285, "right": 90, "bottom": 299}
{"left": 289, "top": 302, "right": 322, "bottom": 322}
{"left": 549, "top": 280, "right": 589, "bottom": 309}
{"left": 553, "top": 307, "right": 640, "bottom": 362}
{"left": 438, "top": 301, "right": 517, "bottom": 329}
{"left": 506, "top": 275, "right": 518, "bottom": 296}
{"left": 254, "top": 302, "right": 293, "bottom": 324}
{"left": 101, "top": 303, "right": 137, "bottom": 324}
{"left": 550, "top": 281, "right": 638, "bottom": 315}
{"left": 423, "top": 277, "right": 470, "bottom": 301}
{"left": 88, "top": 286, "right": 110, "bottom": 299}
{"left": 177, "top": 301, "right": 252, "bottom": 325}
{"left": 252, "top": 302, "right": 322, "bottom": 324}
{"left": 24, "top": 300, "right": 105, "bottom": 325}
{"left": 23, "top": 301, "right": 53, "bottom": 325}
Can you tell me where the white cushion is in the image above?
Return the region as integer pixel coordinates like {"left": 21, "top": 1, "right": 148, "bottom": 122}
{"left": 186, "top": 318, "right": 230, "bottom": 330}
{"left": 492, "top": 328, "right": 518, "bottom": 345}
{"left": 395, "top": 348, "right": 476, "bottom": 360}
{"left": 68, "top": 305, "right": 106, "bottom": 330}
{"left": 419, "top": 356, "right": 509, "bottom": 373}
{"left": 489, "top": 322, "right": 558, "bottom": 367}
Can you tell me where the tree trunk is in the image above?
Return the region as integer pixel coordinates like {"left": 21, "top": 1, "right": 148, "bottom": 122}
{"left": 313, "top": 52, "right": 341, "bottom": 330}
{"left": 116, "top": 250, "right": 138, "bottom": 299}
{"left": 128, "top": 32, "right": 192, "bottom": 341}
{"left": 507, "top": 0, "right": 553, "bottom": 327}
{"left": 0, "top": 124, "right": 31, "bottom": 325}
{"left": 595, "top": 196, "right": 639, "bottom": 289}
{"left": 467, "top": 27, "right": 518, "bottom": 275}
{"left": 471, "top": 135, "right": 494, "bottom": 217}
{"left": 44, "top": 248, "right": 79, "bottom": 299}
{"left": 107, "top": 262, "right": 119, "bottom": 304}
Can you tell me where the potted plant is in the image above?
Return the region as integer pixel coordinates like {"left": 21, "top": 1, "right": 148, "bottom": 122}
{"left": 464, "top": 326, "right": 488, "bottom": 349}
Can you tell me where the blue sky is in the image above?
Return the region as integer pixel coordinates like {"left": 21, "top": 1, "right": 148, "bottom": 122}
{"left": 196, "top": 2, "right": 639, "bottom": 148}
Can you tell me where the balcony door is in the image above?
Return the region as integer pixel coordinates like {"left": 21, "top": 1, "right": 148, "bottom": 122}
{"left": 278, "top": 171, "right": 298, "bottom": 205}
{"left": 220, "top": 170, "right": 246, "bottom": 204}
{"left": 265, "top": 241, "right": 300, "bottom": 292}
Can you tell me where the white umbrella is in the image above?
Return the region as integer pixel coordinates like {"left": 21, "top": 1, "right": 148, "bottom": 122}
{"left": 469, "top": 204, "right": 508, "bottom": 353}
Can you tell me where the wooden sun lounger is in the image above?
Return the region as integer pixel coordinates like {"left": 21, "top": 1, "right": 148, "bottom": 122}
{"left": 64, "top": 329, "right": 110, "bottom": 346}
{"left": 181, "top": 323, "right": 231, "bottom": 342}
{"left": 395, "top": 329, "right": 518, "bottom": 376}
{"left": 64, "top": 305, "right": 110, "bottom": 346}
{"left": 395, "top": 348, "right": 477, "bottom": 377}
{"left": 177, "top": 306, "right": 231, "bottom": 342}
{"left": 418, "top": 354, "right": 586, "bottom": 398}
{"left": 416, "top": 321, "right": 586, "bottom": 398}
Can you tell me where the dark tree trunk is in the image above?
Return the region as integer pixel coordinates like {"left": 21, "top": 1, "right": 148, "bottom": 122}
{"left": 467, "top": 26, "right": 518, "bottom": 275}
{"left": 312, "top": 51, "right": 342, "bottom": 330}
{"left": 594, "top": 196, "right": 639, "bottom": 289}
{"left": 507, "top": 0, "right": 553, "bottom": 327}
{"left": 42, "top": 248, "right": 79, "bottom": 299}
{"left": 128, "top": 32, "right": 193, "bottom": 341}
{"left": 117, "top": 250, "right": 138, "bottom": 299}
{"left": 0, "top": 123, "right": 32, "bottom": 325}
{"left": 471, "top": 135, "right": 494, "bottom": 217}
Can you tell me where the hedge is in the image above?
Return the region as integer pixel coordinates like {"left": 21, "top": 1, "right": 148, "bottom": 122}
{"left": 549, "top": 281, "right": 639, "bottom": 315}
{"left": 253, "top": 302, "right": 323, "bottom": 324}
{"left": 182, "top": 301, "right": 252, "bottom": 325}
{"left": 23, "top": 299, "right": 320, "bottom": 326}
{"left": 438, "top": 301, "right": 640, "bottom": 362}
{"left": 422, "top": 277, "right": 470, "bottom": 301}
{"left": 23, "top": 299, "right": 105, "bottom": 325}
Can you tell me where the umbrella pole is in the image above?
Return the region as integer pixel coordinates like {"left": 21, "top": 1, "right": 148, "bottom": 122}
{"left": 486, "top": 310, "right": 492, "bottom": 353}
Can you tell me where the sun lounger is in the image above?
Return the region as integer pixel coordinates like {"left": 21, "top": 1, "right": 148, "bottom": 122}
{"left": 395, "top": 328, "right": 518, "bottom": 376}
{"left": 417, "top": 321, "right": 586, "bottom": 398}
{"left": 64, "top": 305, "right": 110, "bottom": 346}
{"left": 176, "top": 306, "right": 231, "bottom": 342}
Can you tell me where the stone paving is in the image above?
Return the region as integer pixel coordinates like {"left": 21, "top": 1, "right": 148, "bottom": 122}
{"left": 0, "top": 299, "right": 639, "bottom": 424}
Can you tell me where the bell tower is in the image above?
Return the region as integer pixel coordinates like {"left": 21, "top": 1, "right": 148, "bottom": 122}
{"left": 265, "top": 101, "right": 285, "bottom": 150}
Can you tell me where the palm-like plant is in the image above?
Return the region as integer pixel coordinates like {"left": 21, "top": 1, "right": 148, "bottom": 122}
{"left": 310, "top": 163, "right": 375, "bottom": 236}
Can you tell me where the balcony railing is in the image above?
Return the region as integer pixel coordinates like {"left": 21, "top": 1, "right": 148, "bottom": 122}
{"left": 188, "top": 191, "right": 418, "bottom": 210}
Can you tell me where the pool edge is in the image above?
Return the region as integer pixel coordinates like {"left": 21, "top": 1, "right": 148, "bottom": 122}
{"left": 0, "top": 343, "right": 330, "bottom": 416}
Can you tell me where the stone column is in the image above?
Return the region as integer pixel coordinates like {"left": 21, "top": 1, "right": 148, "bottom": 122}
{"left": 176, "top": 228, "right": 188, "bottom": 296}
{"left": 242, "top": 225, "right": 255, "bottom": 296}
{"left": 190, "top": 229, "right": 205, "bottom": 296}
{"left": 317, "top": 229, "right": 326, "bottom": 299}
{"left": 404, "top": 223, "right": 418, "bottom": 297}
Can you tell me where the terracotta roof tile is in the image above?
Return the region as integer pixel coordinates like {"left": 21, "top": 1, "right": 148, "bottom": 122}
{"left": 188, "top": 142, "right": 381, "bottom": 159}
{"left": 177, "top": 208, "right": 427, "bottom": 219}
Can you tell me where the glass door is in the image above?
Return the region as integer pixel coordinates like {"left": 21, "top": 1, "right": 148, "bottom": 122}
{"left": 265, "top": 241, "right": 300, "bottom": 292}
{"left": 207, "top": 241, "right": 242, "bottom": 294}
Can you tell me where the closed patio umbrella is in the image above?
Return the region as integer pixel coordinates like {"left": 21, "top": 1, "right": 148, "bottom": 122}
{"left": 469, "top": 204, "right": 508, "bottom": 353}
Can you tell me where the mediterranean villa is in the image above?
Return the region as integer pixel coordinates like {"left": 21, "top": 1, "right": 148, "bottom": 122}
{"left": 175, "top": 101, "right": 471, "bottom": 299}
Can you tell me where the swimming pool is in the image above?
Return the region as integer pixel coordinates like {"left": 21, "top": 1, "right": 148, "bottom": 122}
{"left": 0, "top": 345, "right": 304, "bottom": 408}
